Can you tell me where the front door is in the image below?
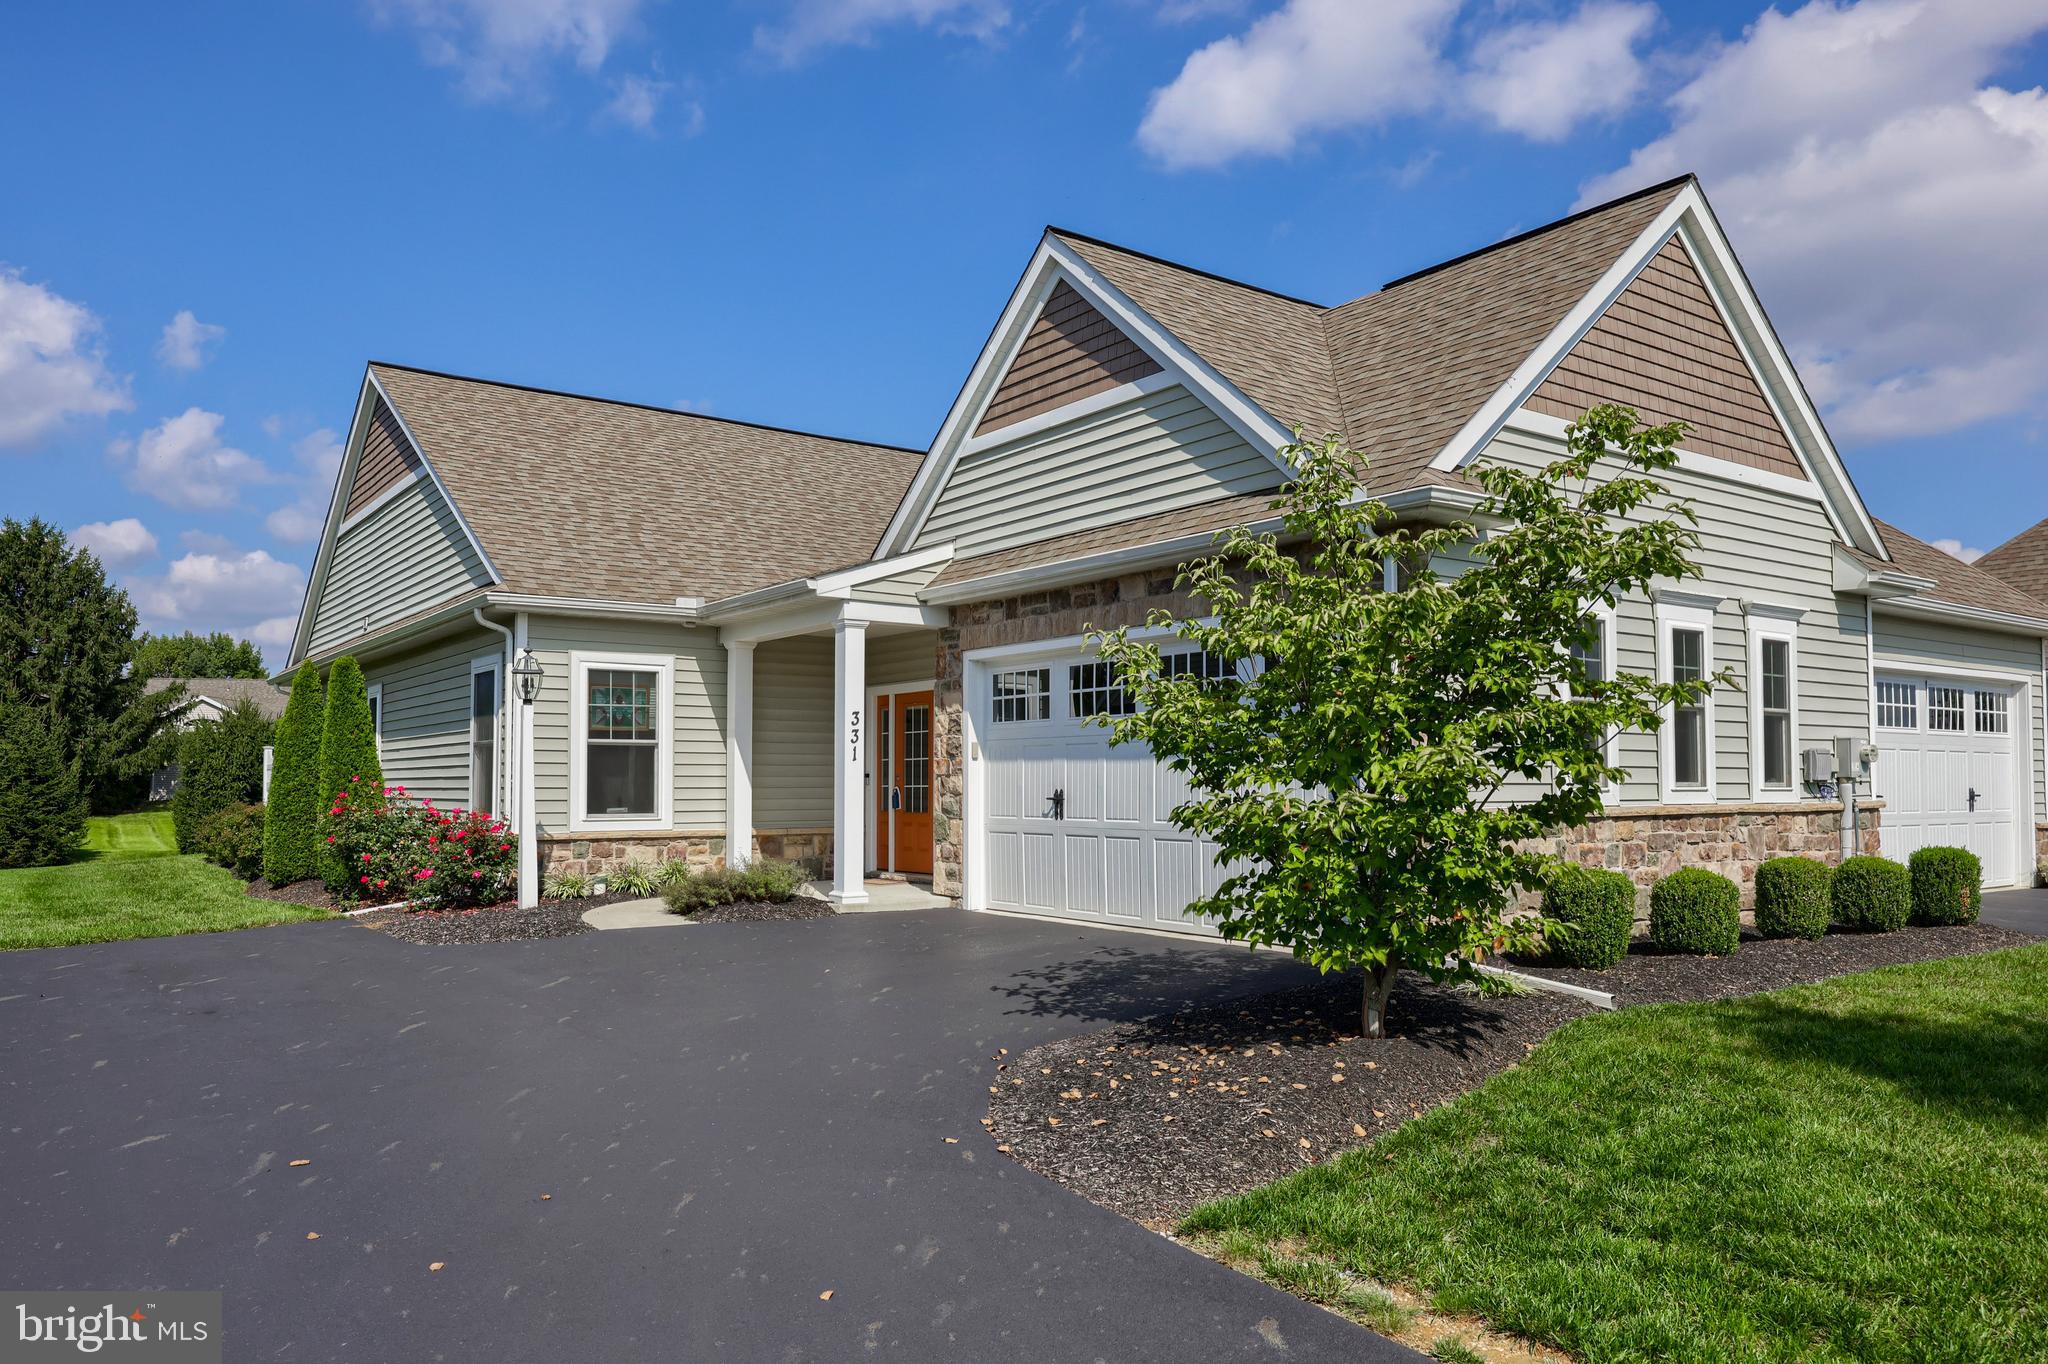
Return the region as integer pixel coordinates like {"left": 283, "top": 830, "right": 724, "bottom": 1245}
{"left": 875, "top": 690, "right": 934, "bottom": 875}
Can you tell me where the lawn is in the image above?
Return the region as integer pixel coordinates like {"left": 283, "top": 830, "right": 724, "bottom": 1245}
{"left": 1183, "top": 945, "right": 2048, "bottom": 1363}
{"left": 0, "top": 812, "right": 332, "bottom": 951}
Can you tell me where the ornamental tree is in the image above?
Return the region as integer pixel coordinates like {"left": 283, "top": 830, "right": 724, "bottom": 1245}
{"left": 264, "top": 661, "right": 324, "bottom": 884}
{"left": 1092, "top": 405, "right": 1717, "bottom": 1038}
{"left": 316, "top": 656, "right": 384, "bottom": 892}
{"left": 134, "top": 630, "right": 268, "bottom": 679}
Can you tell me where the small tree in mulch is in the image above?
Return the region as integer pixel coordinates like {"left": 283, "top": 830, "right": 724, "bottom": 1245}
{"left": 170, "top": 700, "right": 273, "bottom": 851}
{"left": 1092, "top": 406, "right": 1718, "bottom": 1038}
{"left": 317, "top": 656, "right": 383, "bottom": 892}
{"left": 0, "top": 701, "right": 87, "bottom": 868}
{"left": 264, "top": 661, "right": 324, "bottom": 885}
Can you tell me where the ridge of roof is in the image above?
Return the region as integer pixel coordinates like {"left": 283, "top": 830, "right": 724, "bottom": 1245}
{"left": 1044, "top": 227, "right": 1328, "bottom": 310}
{"left": 365, "top": 360, "right": 925, "bottom": 457}
{"left": 1379, "top": 174, "right": 1699, "bottom": 291}
{"left": 1976, "top": 516, "right": 2048, "bottom": 599}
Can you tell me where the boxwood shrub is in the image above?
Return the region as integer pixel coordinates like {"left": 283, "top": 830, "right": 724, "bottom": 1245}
{"left": 1648, "top": 867, "right": 1741, "bottom": 956}
{"left": 1540, "top": 865, "right": 1636, "bottom": 969}
{"left": 1908, "top": 846, "right": 1982, "bottom": 926}
{"left": 1831, "top": 855, "right": 1910, "bottom": 932}
{"left": 1753, "top": 856, "right": 1832, "bottom": 941}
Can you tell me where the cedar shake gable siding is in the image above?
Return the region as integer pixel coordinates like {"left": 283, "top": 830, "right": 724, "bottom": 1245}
{"left": 1979, "top": 517, "right": 2048, "bottom": 606}
{"left": 343, "top": 398, "right": 424, "bottom": 517}
{"left": 975, "top": 281, "right": 1160, "bottom": 435}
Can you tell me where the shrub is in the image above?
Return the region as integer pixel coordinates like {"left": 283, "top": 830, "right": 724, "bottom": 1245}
{"left": 325, "top": 790, "right": 516, "bottom": 909}
{"left": 1754, "top": 856, "right": 1833, "bottom": 941}
{"left": 1831, "top": 855, "right": 1910, "bottom": 932}
{"left": 661, "top": 868, "right": 734, "bottom": 915}
{"left": 660, "top": 859, "right": 808, "bottom": 915}
{"left": 264, "top": 661, "right": 324, "bottom": 885}
{"left": 170, "top": 700, "right": 272, "bottom": 851}
{"left": 732, "top": 859, "right": 808, "bottom": 902}
{"left": 1648, "top": 868, "right": 1740, "bottom": 956}
{"left": 543, "top": 870, "right": 589, "bottom": 901}
{"left": 316, "top": 656, "right": 383, "bottom": 892}
{"left": 192, "top": 802, "right": 266, "bottom": 879}
{"left": 606, "top": 863, "right": 655, "bottom": 897}
{"left": 653, "top": 859, "right": 695, "bottom": 889}
{"left": 1539, "top": 865, "right": 1636, "bottom": 969}
{"left": 1909, "top": 846, "right": 1982, "bottom": 926}
{"left": 0, "top": 701, "right": 86, "bottom": 868}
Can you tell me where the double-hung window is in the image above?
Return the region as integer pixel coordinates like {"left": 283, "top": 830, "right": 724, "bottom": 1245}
{"left": 1657, "top": 595, "right": 1719, "bottom": 801}
{"left": 571, "top": 653, "right": 672, "bottom": 826}
{"left": 366, "top": 683, "right": 383, "bottom": 755}
{"left": 470, "top": 657, "right": 501, "bottom": 815}
{"left": 1746, "top": 610, "right": 1799, "bottom": 793}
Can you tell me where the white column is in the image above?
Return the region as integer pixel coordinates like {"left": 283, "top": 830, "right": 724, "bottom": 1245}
{"left": 725, "top": 639, "right": 755, "bottom": 869}
{"left": 830, "top": 617, "right": 869, "bottom": 905}
{"left": 516, "top": 612, "right": 539, "bottom": 909}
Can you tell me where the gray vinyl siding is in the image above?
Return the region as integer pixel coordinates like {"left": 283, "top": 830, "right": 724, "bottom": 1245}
{"left": 1875, "top": 613, "right": 2048, "bottom": 820}
{"left": 362, "top": 628, "right": 499, "bottom": 810}
{"left": 753, "top": 637, "right": 832, "bottom": 829}
{"left": 1483, "top": 425, "right": 1872, "bottom": 805}
{"left": 869, "top": 630, "right": 940, "bottom": 687}
{"left": 851, "top": 562, "right": 942, "bottom": 606}
{"left": 527, "top": 615, "right": 726, "bottom": 834}
{"left": 912, "top": 383, "right": 1281, "bottom": 559}
{"left": 308, "top": 476, "right": 492, "bottom": 655}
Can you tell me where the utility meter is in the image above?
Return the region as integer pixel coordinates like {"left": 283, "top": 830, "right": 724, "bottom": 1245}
{"left": 1834, "top": 735, "right": 1872, "bottom": 781}
{"left": 1802, "top": 747, "right": 1836, "bottom": 785}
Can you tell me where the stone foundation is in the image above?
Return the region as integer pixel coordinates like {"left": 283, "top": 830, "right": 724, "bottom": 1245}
{"left": 2037, "top": 823, "right": 2048, "bottom": 886}
{"left": 540, "top": 828, "right": 836, "bottom": 881}
{"left": 752, "top": 828, "right": 832, "bottom": 878}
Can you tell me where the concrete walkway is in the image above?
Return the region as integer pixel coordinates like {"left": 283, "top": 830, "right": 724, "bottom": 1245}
{"left": 801, "top": 877, "right": 953, "bottom": 911}
{"left": 581, "top": 898, "right": 684, "bottom": 930}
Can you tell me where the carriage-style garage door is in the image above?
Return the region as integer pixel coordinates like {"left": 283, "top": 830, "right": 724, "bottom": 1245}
{"left": 977, "top": 652, "right": 1225, "bottom": 934}
{"left": 1871, "top": 674, "right": 2022, "bottom": 887}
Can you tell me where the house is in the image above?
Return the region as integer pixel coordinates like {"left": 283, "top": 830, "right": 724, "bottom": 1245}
{"left": 141, "top": 676, "right": 291, "bottom": 802}
{"left": 284, "top": 174, "right": 2048, "bottom": 921}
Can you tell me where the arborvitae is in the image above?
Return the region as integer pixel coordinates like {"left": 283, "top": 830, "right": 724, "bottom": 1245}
{"left": 316, "top": 656, "right": 383, "bottom": 891}
{"left": 263, "top": 661, "right": 324, "bottom": 884}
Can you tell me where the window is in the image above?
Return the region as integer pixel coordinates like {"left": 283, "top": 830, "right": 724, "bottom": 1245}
{"left": 1657, "top": 594, "right": 1719, "bottom": 800}
{"left": 901, "top": 704, "right": 930, "bottom": 814}
{"left": 1928, "top": 685, "right": 1966, "bottom": 732}
{"left": 1759, "top": 638, "right": 1793, "bottom": 788}
{"left": 1876, "top": 679, "right": 1917, "bottom": 730}
{"left": 1569, "top": 614, "right": 1608, "bottom": 687}
{"left": 1975, "top": 689, "right": 2010, "bottom": 734}
{"left": 470, "top": 659, "right": 500, "bottom": 816}
{"left": 570, "top": 653, "right": 672, "bottom": 826}
{"left": 1163, "top": 651, "right": 1234, "bottom": 686}
{"left": 366, "top": 683, "right": 383, "bottom": 753}
{"left": 991, "top": 668, "right": 1049, "bottom": 723}
{"left": 1069, "top": 661, "right": 1133, "bottom": 718}
{"left": 1671, "top": 627, "right": 1708, "bottom": 788}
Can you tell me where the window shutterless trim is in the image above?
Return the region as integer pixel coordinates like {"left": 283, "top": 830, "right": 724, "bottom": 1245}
{"left": 1745, "top": 614, "right": 1798, "bottom": 793}
{"left": 469, "top": 654, "right": 502, "bottom": 817}
{"left": 1656, "top": 597, "right": 1718, "bottom": 802}
{"left": 567, "top": 650, "right": 674, "bottom": 829}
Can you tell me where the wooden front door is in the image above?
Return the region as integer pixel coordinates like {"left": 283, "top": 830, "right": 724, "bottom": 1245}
{"left": 874, "top": 690, "right": 934, "bottom": 875}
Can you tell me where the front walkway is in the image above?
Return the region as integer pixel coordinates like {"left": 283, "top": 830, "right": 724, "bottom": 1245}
{"left": 0, "top": 912, "right": 1415, "bottom": 1363}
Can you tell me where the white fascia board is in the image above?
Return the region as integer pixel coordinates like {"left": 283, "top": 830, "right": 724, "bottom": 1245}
{"left": 840, "top": 601, "right": 949, "bottom": 629}
{"left": 287, "top": 374, "right": 380, "bottom": 668}
{"left": 335, "top": 467, "right": 429, "bottom": 538}
{"left": 364, "top": 370, "right": 504, "bottom": 584}
{"left": 715, "top": 600, "right": 847, "bottom": 645}
{"left": 807, "top": 542, "right": 957, "bottom": 597}
{"left": 1502, "top": 410, "right": 1824, "bottom": 504}
{"left": 953, "top": 371, "right": 1177, "bottom": 461}
{"left": 483, "top": 592, "right": 703, "bottom": 624}
{"left": 299, "top": 592, "right": 492, "bottom": 669}
{"left": 1831, "top": 544, "right": 1935, "bottom": 598}
{"left": 1874, "top": 595, "right": 2048, "bottom": 638}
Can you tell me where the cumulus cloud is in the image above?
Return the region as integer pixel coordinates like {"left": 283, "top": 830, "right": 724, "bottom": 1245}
{"left": 124, "top": 408, "right": 273, "bottom": 510}
{"left": 1579, "top": 0, "right": 2048, "bottom": 442}
{"left": 72, "top": 517, "right": 159, "bottom": 567}
{"left": 0, "top": 267, "right": 130, "bottom": 449}
{"left": 755, "top": 0, "right": 1010, "bottom": 65}
{"left": 127, "top": 548, "right": 308, "bottom": 663}
{"left": 155, "top": 309, "right": 226, "bottom": 371}
{"left": 599, "top": 70, "right": 697, "bottom": 132}
{"left": 1929, "top": 537, "right": 1987, "bottom": 564}
{"left": 263, "top": 427, "right": 347, "bottom": 544}
{"left": 1464, "top": 2, "right": 1658, "bottom": 142}
{"left": 370, "top": 0, "right": 648, "bottom": 99}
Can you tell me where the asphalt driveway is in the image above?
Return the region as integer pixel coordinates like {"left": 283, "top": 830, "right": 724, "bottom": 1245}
{"left": 0, "top": 910, "right": 1416, "bottom": 1362}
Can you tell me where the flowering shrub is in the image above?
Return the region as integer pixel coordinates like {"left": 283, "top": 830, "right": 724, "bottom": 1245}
{"left": 325, "top": 780, "right": 517, "bottom": 909}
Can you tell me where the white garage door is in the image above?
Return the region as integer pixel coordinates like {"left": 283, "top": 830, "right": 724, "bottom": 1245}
{"left": 1871, "top": 674, "right": 2021, "bottom": 887}
{"left": 979, "top": 654, "right": 1227, "bottom": 934}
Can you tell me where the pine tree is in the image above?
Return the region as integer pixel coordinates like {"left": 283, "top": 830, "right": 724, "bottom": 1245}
{"left": 317, "top": 656, "right": 384, "bottom": 891}
{"left": 264, "top": 661, "right": 324, "bottom": 885}
{"left": 0, "top": 701, "right": 87, "bottom": 868}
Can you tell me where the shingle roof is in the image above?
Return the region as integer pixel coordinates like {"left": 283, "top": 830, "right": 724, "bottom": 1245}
{"left": 1860, "top": 521, "right": 2048, "bottom": 622}
{"left": 143, "top": 676, "right": 290, "bottom": 719}
{"left": 929, "top": 490, "right": 1284, "bottom": 589}
{"left": 369, "top": 364, "right": 924, "bottom": 605}
{"left": 1977, "top": 517, "right": 2048, "bottom": 606}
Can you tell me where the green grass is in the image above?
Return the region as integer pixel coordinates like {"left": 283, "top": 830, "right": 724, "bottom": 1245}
{"left": 1183, "top": 946, "right": 2048, "bottom": 1363}
{"left": 0, "top": 812, "right": 331, "bottom": 951}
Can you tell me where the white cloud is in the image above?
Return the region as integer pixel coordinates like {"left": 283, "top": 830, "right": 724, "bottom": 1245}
{"left": 1464, "top": 2, "right": 1657, "bottom": 142}
{"left": 1930, "top": 537, "right": 1987, "bottom": 564}
{"left": 0, "top": 267, "right": 130, "bottom": 449}
{"left": 600, "top": 71, "right": 693, "bottom": 132}
{"left": 72, "top": 517, "right": 159, "bottom": 567}
{"left": 128, "top": 548, "right": 307, "bottom": 636}
{"left": 755, "top": 0, "right": 1011, "bottom": 65}
{"left": 1138, "top": 0, "right": 1459, "bottom": 168}
{"left": 124, "top": 408, "right": 273, "bottom": 510}
{"left": 1580, "top": 0, "right": 2048, "bottom": 441}
{"left": 250, "top": 616, "right": 301, "bottom": 651}
{"left": 155, "top": 309, "right": 226, "bottom": 371}
{"left": 264, "top": 427, "right": 346, "bottom": 544}
{"left": 371, "top": 0, "right": 648, "bottom": 99}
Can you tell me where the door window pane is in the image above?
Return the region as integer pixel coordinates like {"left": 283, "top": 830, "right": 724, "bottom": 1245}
{"left": 1760, "top": 638, "right": 1791, "bottom": 788}
{"left": 902, "top": 705, "right": 930, "bottom": 814}
{"left": 1671, "top": 627, "right": 1707, "bottom": 788}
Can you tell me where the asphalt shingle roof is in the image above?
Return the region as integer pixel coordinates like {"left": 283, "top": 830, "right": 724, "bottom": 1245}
{"left": 1977, "top": 517, "right": 2048, "bottom": 607}
{"left": 1859, "top": 521, "right": 2048, "bottom": 623}
{"left": 143, "top": 676, "right": 290, "bottom": 719}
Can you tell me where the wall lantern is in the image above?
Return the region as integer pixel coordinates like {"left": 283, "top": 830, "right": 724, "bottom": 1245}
{"left": 512, "top": 649, "right": 544, "bottom": 705}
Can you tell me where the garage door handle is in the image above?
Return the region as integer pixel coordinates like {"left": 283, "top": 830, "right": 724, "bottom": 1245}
{"left": 1049, "top": 788, "right": 1065, "bottom": 821}
{"left": 1968, "top": 787, "right": 1980, "bottom": 812}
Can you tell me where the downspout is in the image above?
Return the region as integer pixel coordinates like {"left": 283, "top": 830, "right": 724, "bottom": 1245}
{"left": 473, "top": 607, "right": 530, "bottom": 907}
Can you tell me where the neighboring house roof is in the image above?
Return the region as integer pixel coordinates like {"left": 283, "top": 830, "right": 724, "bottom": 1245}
{"left": 1977, "top": 517, "right": 2048, "bottom": 605}
{"left": 143, "top": 676, "right": 291, "bottom": 719}
{"left": 367, "top": 364, "right": 926, "bottom": 604}
{"left": 1857, "top": 521, "right": 2048, "bottom": 622}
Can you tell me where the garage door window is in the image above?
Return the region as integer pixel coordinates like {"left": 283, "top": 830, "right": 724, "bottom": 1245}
{"left": 1929, "top": 685, "right": 1966, "bottom": 732}
{"left": 1877, "top": 679, "right": 1916, "bottom": 729}
{"left": 991, "top": 668, "right": 1050, "bottom": 723}
{"left": 1069, "top": 662, "right": 1134, "bottom": 718}
{"left": 1163, "top": 650, "right": 1234, "bottom": 687}
{"left": 1976, "top": 690, "right": 2009, "bottom": 734}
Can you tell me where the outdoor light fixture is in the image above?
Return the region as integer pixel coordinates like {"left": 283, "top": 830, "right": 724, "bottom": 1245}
{"left": 512, "top": 648, "right": 544, "bottom": 704}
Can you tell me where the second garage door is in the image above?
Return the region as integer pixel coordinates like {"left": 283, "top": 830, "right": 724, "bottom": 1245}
{"left": 1872, "top": 674, "right": 2023, "bottom": 887}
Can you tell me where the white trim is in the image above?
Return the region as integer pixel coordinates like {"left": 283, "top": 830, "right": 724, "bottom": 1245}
{"left": 864, "top": 677, "right": 939, "bottom": 876}
{"left": 1501, "top": 409, "right": 1824, "bottom": 504}
{"left": 1656, "top": 596, "right": 1719, "bottom": 802}
{"left": 365, "top": 682, "right": 383, "bottom": 755}
{"left": 807, "top": 543, "right": 957, "bottom": 597}
{"left": 485, "top": 592, "right": 703, "bottom": 624}
{"left": 955, "top": 370, "right": 1179, "bottom": 459}
{"left": 515, "top": 612, "right": 537, "bottom": 907}
{"left": 335, "top": 467, "right": 428, "bottom": 537}
{"left": 567, "top": 650, "right": 674, "bottom": 829}
{"left": 1746, "top": 613, "right": 1799, "bottom": 796}
{"left": 1655, "top": 588, "right": 1726, "bottom": 611}
{"left": 1574, "top": 599, "right": 1618, "bottom": 795}
{"left": 829, "top": 619, "right": 869, "bottom": 904}
{"left": 468, "top": 653, "right": 502, "bottom": 818}
{"left": 726, "top": 640, "right": 754, "bottom": 869}
{"left": 1875, "top": 596, "right": 2048, "bottom": 638}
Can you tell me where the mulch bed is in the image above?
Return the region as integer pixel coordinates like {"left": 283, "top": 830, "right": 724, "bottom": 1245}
{"left": 355, "top": 902, "right": 594, "bottom": 944}
{"left": 680, "top": 897, "right": 837, "bottom": 924}
{"left": 1503, "top": 922, "right": 2032, "bottom": 1006}
{"left": 987, "top": 972, "right": 1588, "bottom": 1224}
{"left": 244, "top": 877, "right": 340, "bottom": 909}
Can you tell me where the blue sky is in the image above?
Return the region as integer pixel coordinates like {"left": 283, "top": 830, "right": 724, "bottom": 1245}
{"left": 4, "top": 0, "right": 2045, "bottom": 663}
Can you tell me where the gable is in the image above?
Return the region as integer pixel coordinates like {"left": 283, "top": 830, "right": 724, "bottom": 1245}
{"left": 306, "top": 470, "right": 493, "bottom": 657}
{"left": 1525, "top": 236, "right": 1805, "bottom": 481}
{"left": 974, "top": 280, "right": 1161, "bottom": 436}
{"left": 344, "top": 397, "right": 425, "bottom": 518}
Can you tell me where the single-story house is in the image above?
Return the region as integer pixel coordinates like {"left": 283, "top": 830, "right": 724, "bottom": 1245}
{"left": 283, "top": 174, "right": 2048, "bottom": 921}
{"left": 141, "top": 676, "right": 291, "bottom": 802}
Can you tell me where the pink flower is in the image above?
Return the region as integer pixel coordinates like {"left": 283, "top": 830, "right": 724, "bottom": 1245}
{"left": 361, "top": 852, "right": 372, "bottom": 862}
{"left": 415, "top": 868, "right": 434, "bottom": 880}
{"left": 498, "top": 843, "right": 510, "bottom": 852}
{"left": 360, "top": 876, "right": 370, "bottom": 884}
{"left": 351, "top": 775, "right": 360, "bottom": 783}
{"left": 376, "top": 879, "right": 387, "bottom": 889}
{"left": 427, "top": 835, "right": 439, "bottom": 846}
{"left": 326, "top": 835, "right": 336, "bottom": 844}
{"left": 471, "top": 870, "right": 483, "bottom": 879}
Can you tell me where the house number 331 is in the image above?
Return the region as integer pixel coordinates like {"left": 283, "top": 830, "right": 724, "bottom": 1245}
{"left": 849, "top": 709, "right": 861, "bottom": 753}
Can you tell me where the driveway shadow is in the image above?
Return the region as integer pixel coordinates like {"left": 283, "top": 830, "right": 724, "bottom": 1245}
{"left": 993, "top": 941, "right": 1313, "bottom": 1023}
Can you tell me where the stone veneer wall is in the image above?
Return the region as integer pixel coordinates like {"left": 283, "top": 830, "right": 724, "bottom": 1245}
{"left": 540, "top": 828, "right": 834, "bottom": 879}
{"left": 2037, "top": 822, "right": 2048, "bottom": 886}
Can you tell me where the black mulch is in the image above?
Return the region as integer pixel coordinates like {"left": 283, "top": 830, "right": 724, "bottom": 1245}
{"left": 355, "top": 902, "right": 594, "bottom": 944}
{"left": 681, "top": 897, "right": 836, "bottom": 924}
{"left": 987, "top": 972, "right": 1588, "bottom": 1224}
{"left": 1504, "top": 922, "right": 2032, "bottom": 1006}
{"left": 244, "top": 878, "right": 339, "bottom": 909}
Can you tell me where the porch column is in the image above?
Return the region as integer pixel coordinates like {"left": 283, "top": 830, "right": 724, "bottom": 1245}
{"left": 725, "top": 640, "right": 754, "bottom": 869}
{"left": 515, "top": 612, "right": 539, "bottom": 909}
{"left": 830, "top": 616, "right": 869, "bottom": 905}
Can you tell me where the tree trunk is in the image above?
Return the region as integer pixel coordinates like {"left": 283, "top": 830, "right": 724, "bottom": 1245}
{"left": 1361, "top": 958, "right": 1399, "bottom": 1039}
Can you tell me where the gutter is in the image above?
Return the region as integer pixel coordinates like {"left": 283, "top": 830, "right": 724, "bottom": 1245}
{"left": 1874, "top": 594, "right": 2048, "bottom": 637}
